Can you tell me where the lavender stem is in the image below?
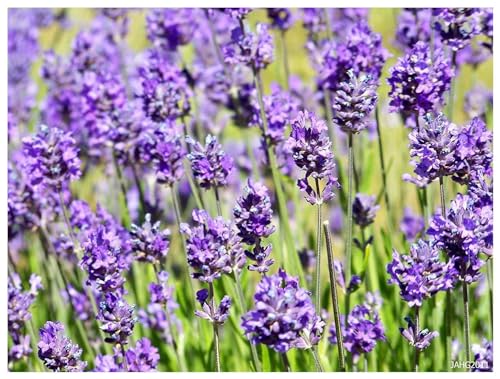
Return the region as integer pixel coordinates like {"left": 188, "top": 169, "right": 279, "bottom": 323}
{"left": 463, "top": 279, "right": 471, "bottom": 369}
{"left": 314, "top": 178, "right": 322, "bottom": 314}
{"left": 374, "top": 106, "right": 391, "bottom": 215}
{"left": 345, "top": 133, "right": 354, "bottom": 316}
{"left": 281, "top": 352, "right": 291, "bottom": 372}
{"left": 310, "top": 346, "right": 324, "bottom": 372}
{"left": 209, "top": 282, "right": 221, "bottom": 372}
{"left": 414, "top": 306, "right": 420, "bottom": 372}
{"left": 214, "top": 187, "right": 222, "bottom": 217}
{"left": 323, "top": 220, "right": 346, "bottom": 371}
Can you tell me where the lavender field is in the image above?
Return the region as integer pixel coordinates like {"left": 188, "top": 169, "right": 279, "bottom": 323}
{"left": 7, "top": 8, "right": 493, "bottom": 372}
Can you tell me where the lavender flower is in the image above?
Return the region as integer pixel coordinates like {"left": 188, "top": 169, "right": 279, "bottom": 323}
{"left": 146, "top": 9, "right": 195, "bottom": 51}
{"left": 38, "top": 321, "right": 87, "bottom": 372}
{"left": 222, "top": 23, "right": 274, "bottom": 71}
{"left": 352, "top": 193, "right": 380, "bottom": 228}
{"left": 136, "top": 49, "right": 190, "bottom": 122}
{"left": 267, "top": 8, "right": 294, "bottom": 30}
{"left": 328, "top": 303, "right": 385, "bottom": 363}
{"left": 222, "top": 8, "right": 251, "bottom": 20}
{"left": 241, "top": 269, "right": 325, "bottom": 352}
{"left": 126, "top": 338, "right": 160, "bottom": 372}
{"left": 94, "top": 354, "right": 121, "bottom": 372}
{"left": 61, "top": 285, "right": 93, "bottom": 322}
{"left": 22, "top": 125, "right": 81, "bottom": 190}
{"left": 234, "top": 179, "right": 275, "bottom": 245}
{"left": 130, "top": 214, "right": 170, "bottom": 264}
{"left": 288, "top": 110, "right": 339, "bottom": 205}
{"left": 472, "top": 338, "right": 493, "bottom": 372}
{"left": 186, "top": 135, "right": 234, "bottom": 190}
{"left": 433, "top": 8, "right": 482, "bottom": 51}
{"left": 388, "top": 42, "right": 453, "bottom": 116}
{"left": 97, "top": 293, "right": 137, "bottom": 345}
{"left": 195, "top": 293, "right": 232, "bottom": 325}
{"left": 463, "top": 84, "right": 493, "bottom": 119}
{"left": 8, "top": 273, "right": 42, "bottom": 363}
{"left": 395, "top": 9, "right": 433, "bottom": 51}
{"left": 181, "top": 209, "right": 245, "bottom": 282}
{"left": 399, "top": 316, "right": 439, "bottom": 351}
{"left": 332, "top": 70, "right": 378, "bottom": 134}
{"left": 428, "top": 194, "right": 489, "bottom": 283}
{"left": 387, "top": 239, "right": 457, "bottom": 307}
{"left": 399, "top": 207, "right": 425, "bottom": 242}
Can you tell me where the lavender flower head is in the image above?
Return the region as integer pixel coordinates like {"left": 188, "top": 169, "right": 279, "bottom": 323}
{"left": 181, "top": 209, "right": 245, "bottom": 282}
{"left": 387, "top": 239, "right": 457, "bottom": 307}
{"left": 267, "top": 8, "right": 294, "bottom": 31}
{"left": 126, "top": 338, "right": 160, "bottom": 372}
{"left": 328, "top": 303, "right": 385, "bottom": 363}
{"left": 428, "top": 193, "right": 489, "bottom": 283}
{"left": 399, "top": 207, "right": 425, "bottom": 242}
{"left": 38, "top": 321, "right": 87, "bottom": 372}
{"left": 472, "top": 338, "right": 493, "bottom": 372}
{"left": 130, "top": 214, "right": 170, "bottom": 264}
{"left": 222, "top": 8, "right": 251, "bottom": 20}
{"left": 352, "top": 193, "right": 380, "bottom": 228}
{"left": 97, "top": 292, "right": 137, "bottom": 345}
{"left": 463, "top": 84, "right": 493, "bottom": 119}
{"left": 433, "top": 8, "right": 482, "bottom": 51}
{"left": 233, "top": 179, "right": 275, "bottom": 245}
{"left": 146, "top": 9, "right": 195, "bottom": 51}
{"left": 332, "top": 70, "right": 378, "bottom": 134}
{"left": 195, "top": 292, "right": 232, "bottom": 325}
{"left": 187, "top": 135, "right": 234, "bottom": 190}
{"left": 241, "top": 269, "right": 325, "bottom": 352}
{"left": 388, "top": 42, "right": 454, "bottom": 116}
{"left": 399, "top": 316, "right": 439, "bottom": 351}
{"left": 288, "top": 110, "right": 339, "bottom": 205}
{"left": 22, "top": 125, "right": 81, "bottom": 190}
{"left": 395, "top": 8, "right": 433, "bottom": 51}
{"left": 223, "top": 23, "right": 274, "bottom": 71}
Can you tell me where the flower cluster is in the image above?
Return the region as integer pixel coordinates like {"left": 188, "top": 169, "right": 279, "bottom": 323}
{"left": 387, "top": 239, "right": 457, "bottom": 307}
{"left": 352, "top": 193, "right": 380, "bottom": 228}
{"left": 395, "top": 9, "right": 433, "bottom": 51}
{"left": 332, "top": 70, "right": 378, "bottom": 134}
{"left": 97, "top": 292, "right": 137, "bottom": 345}
{"left": 187, "top": 135, "right": 234, "bottom": 190}
{"left": 288, "top": 110, "right": 339, "bottom": 205}
{"left": 388, "top": 42, "right": 453, "bottom": 116}
{"left": 472, "top": 339, "right": 493, "bottom": 372}
{"left": 399, "top": 207, "right": 425, "bottom": 242}
{"left": 432, "top": 8, "right": 482, "bottom": 51}
{"left": 38, "top": 321, "right": 87, "bottom": 372}
{"left": 267, "top": 8, "right": 294, "bottom": 31}
{"left": 22, "top": 125, "right": 81, "bottom": 190}
{"left": 146, "top": 9, "right": 196, "bottom": 51}
{"left": 242, "top": 269, "right": 324, "bottom": 352}
{"left": 125, "top": 338, "right": 160, "bottom": 372}
{"left": 130, "top": 214, "right": 170, "bottom": 264}
{"left": 195, "top": 290, "right": 232, "bottom": 325}
{"left": 181, "top": 209, "right": 245, "bottom": 282}
{"left": 328, "top": 302, "right": 385, "bottom": 363}
{"left": 399, "top": 316, "right": 439, "bottom": 351}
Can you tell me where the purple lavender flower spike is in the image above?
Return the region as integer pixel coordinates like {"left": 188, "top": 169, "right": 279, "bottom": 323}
{"left": 61, "top": 284, "right": 93, "bottom": 322}
{"left": 399, "top": 207, "right": 425, "bottom": 242}
{"left": 241, "top": 269, "right": 325, "bottom": 352}
{"left": 332, "top": 70, "right": 378, "bottom": 134}
{"left": 97, "top": 292, "right": 136, "bottom": 346}
{"left": 245, "top": 244, "right": 275, "bottom": 274}
{"left": 388, "top": 42, "right": 453, "bottom": 116}
{"left": 288, "top": 110, "right": 339, "bottom": 205}
{"left": 234, "top": 179, "right": 275, "bottom": 245}
{"left": 195, "top": 295, "right": 232, "bottom": 325}
{"left": 38, "top": 321, "right": 87, "bottom": 372}
{"left": 267, "top": 8, "right": 295, "bottom": 31}
{"left": 187, "top": 134, "right": 234, "bottom": 190}
{"left": 395, "top": 9, "right": 434, "bottom": 51}
{"left": 130, "top": 214, "right": 170, "bottom": 265}
{"left": 181, "top": 209, "right": 245, "bottom": 282}
{"left": 94, "top": 354, "right": 121, "bottom": 372}
{"left": 352, "top": 193, "right": 380, "bottom": 228}
{"left": 126, "top": 338, "right": 160, "bottom": 372}
{"left": 328, "top": 303, "right": 385, "bottom": 363}
{"left": 428, "top": 193, "right": 489, "bottom": 284}
{"left": 146, "top": 9, "right": 196, "bottom": 51}
{"left": 22, "top": 125, "right": 81, "bottom": 191}
{"left": 387, "top": 239, "right": 457, "bottom": 307}
{"left": 463, "top": 84, "right": 493, "bottom": 119}
{"left": 399, "top": 316, "right": 439, "bottom": 351}
{"left": 433, "top": 8, "right": 482, "bottom": 51}
{"left": 472, "top": 338, "right": 493, "bottom": 372}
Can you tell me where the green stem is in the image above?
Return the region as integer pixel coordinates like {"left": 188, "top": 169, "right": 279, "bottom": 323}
{"left": 214, "top": 187, "right": 222, "bottom": 217}
{"left": 112, "top": 152, "right": 131, "bottom": 226}
{"left": 233, "top": 272, "right": 262, "bottom": 371}
{"left": 281, "top": 352, "right": 291, "bottom": 372}
{"left": 447, "top": 51, "right": 457, "bottom": 121}
{"left": 120, "top": 343, "right": 128, "bottom": 371}
{"left": 311, "top": 347, "right": 324, "bottom": 372}
{"left": 323, "top": 221, "right": 346, "bottom": 371}
{"left": 345, "top": 133, "right": 354, "bottom": 315}
{"left": 462, "top": 280, "right": 471, "bottom": 369}
{"left": 414, "top": 306, "right": 420, "bottom": 372}
{"left": 131, "top": 163, "right": 147, "bottom": 217}
{"left": 209, "top": 282, "right": 221, "bottom": 372}
{"left": 314, "top": 178, "right": 322, "bottom": 315}
{"left": 375, "top": 106, "right": 390, "bottom": 214}
{"left": 486, "top": 259, "right": 493, "bottom": 336}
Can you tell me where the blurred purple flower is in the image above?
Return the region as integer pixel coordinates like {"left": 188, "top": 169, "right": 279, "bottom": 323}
{"left": 399, "top": 207, "right": 425, "bottom": 242}
{"left": 352, "top": 193, "right": 380, "bottom": 228}
{"left": 472, "top": 338, "right": 493, "bottom": 372}
{"left": 463, "top": 84, "right": 492, "bottom": 119}
{"left": 267, "top": 8, "right": 295, "bottom": 30}
{"left": 126, "top": 338, "right": 160, "bottom": 372}
{"left": 146, "top": 9, "right": 196, "bottom": 51}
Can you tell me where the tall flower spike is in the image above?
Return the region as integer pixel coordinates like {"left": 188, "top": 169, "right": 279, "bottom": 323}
{"left": 125, "top": 338, "right": 160, "bottom": 372}
{"left": 399, "top": 207, "right": 425, "bottom": 242}
{"left": 433, "top": 8, "right": 482, "bottom": 51}
{"left": 241, "top": 269, "right": 324, "bottom": 353}
{"left": 395, "top": 8, "right": 434, "bottom": 51}
{"left": 130, "top": 213, "right": 170, "bottom": 265}
{"left": 388, "top": 42, "right": 453, "bottom": 116}
{"left": 288, "top": 110, "right": 339, "bottom": 205}
{"left": 267, "top": 8, "right": 294, "bottom": 31}
{"left": 38, "top": 321, "right": 87, "bottom": 372}
{"left": 332, "top": 70, "right": 378, "bottom": 134}
{"left": 352, "top": 193, "right": 380, "bottom": 228}
{"left": 146, "top": 9, "right": 195, "bottom": 51}
{"left": 97, "top": 293, "right": 137, "bottom": 346}
{"left": 387, "top": 239, "right": 457, "bottom": 307}
{"left": 399, "top": 316, "right": 439, "bottom": 351}
{"left": 181, "top": 209, "right": 245, "bottom": 282}
{"left": 22, "top": 125, "right": 81, "bottom": 190}
{"left": 186, "top": 135, "right": 234, "bottom": 190}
